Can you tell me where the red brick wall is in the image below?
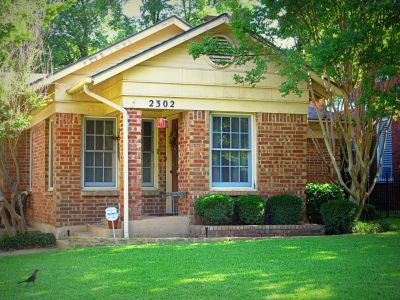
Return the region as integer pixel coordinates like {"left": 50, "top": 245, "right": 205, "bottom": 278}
{"left": 306, "top": 138, "right": 338, "bottom": 183}
{"left": 392, "top": 119, "right": 400, "bottom": 179}
{"left": 257, "top": 113, "right": 308, "bottom": 197}
{"left": 178, "top": 111, "right": 210, "bottom": 217}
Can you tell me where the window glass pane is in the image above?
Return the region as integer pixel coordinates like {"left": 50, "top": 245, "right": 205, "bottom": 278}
{"left": 213, "top": 117, "right": 221, "bottom": 132}
{"left": 240, "top": 151, "right": 249, "bottom": 166}
{"left": 105, "top": 121, "right": 114, "bottom": 135}
{"left": 222, "top": 133, "right": 230, "bottom": 148}
{"left": 240, "top": 167, "right": 248, "bottom": 182}
{"left": 231, "top": 133, "right": 239, "bottom": 148}
{"left": 222, "top": 167, "right": 230, "bottom": 182}
{"left": 213, "top": 133, "right": 221, "bottom": 148}
{"left": 95, "top": 120, "right": 104, "bottom": 135}
{"left": 221, "top": 151, "right": 230, "bottom": 165}
{"left": 104, "top": 153, "right": 112, "bottom": 167}
{"left": 95, "top": 152, "right": 103, "bottom": 167}
{"left": 143, "top": 168, "right": 151, "bottom": 183}
{"left": 85, "top": 152, "right": 94, "bottom": 167}
{"left": 85, "top": 168, "right": 94, "bottom": 182}
{"left": 231, "top": 167, "right": 239, "bottom": 182}
{"left": 86, "top": 120, "right": 95, "bottom": 134}
{"left": 212, "top": 167, "right": 220, "bottom": 182}
{"left": 104, "top": 168, "right": 112, "bottom": 182}
{"left": 143, "top": 136, "right": 151, "bottom": 151}
{"left": 96, "top": 136, "right": 104, "bottom": 150}
{"left": 231, "top": 118, "right": 239, "bottom": 132}
{"left": 143, "top": 153, "right": 151, "bottom": 168}
{"left": 212, "top": 151, "right": 220, "bottom": 166}
{"left": 240, "top": 118, "right": 249, "bottom": 133}
{"left": 143, "top": 121, "right": 152, "bottom": 136}
{"left": 222, "top": 117, "right": 230, "bottom": 132}
{"left": 241, "top": 134, "right": 249, "bottom": 149}
{"left": 86, "top": 136, "right": 94, "bottom": 150}
{"left": 231, "top": 151, "right": 239, "bottom": 166}
{"left": 105, "top": 136, "right": 113, "bottom": 150}
{"left": 95, "top": 168, "right": 103, "bottom": 182}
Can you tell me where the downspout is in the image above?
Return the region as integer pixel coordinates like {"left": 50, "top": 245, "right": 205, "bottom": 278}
{"left": 80, "top": 84, "right": 130, "bottom": 238}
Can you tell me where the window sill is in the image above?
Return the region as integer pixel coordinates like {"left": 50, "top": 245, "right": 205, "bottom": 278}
{"left": 81, "top": 189, "right": 120, "bottom": 197}
{"left": 142, "top": 188, "right": 160, "bottom": 196}
{"left": 210, "top": 187, "right": 258, "bottom": 192}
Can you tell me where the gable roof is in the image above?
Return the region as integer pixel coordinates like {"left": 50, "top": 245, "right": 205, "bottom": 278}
{"left": 34, "top": 15, "right": 191, "bottom": 88}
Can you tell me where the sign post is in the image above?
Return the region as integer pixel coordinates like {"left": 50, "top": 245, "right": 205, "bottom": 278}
{"left": 105, "top": 207, "right": 119, "bottom": 241}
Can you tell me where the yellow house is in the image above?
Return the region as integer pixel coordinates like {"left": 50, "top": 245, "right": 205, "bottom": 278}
{"left": 10, "top": 14, "right": 332, "bottom": 238}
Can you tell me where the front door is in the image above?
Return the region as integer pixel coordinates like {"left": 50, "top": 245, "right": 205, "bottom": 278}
{"left": 166, "top": 118, "right": 179, "bottom": 214}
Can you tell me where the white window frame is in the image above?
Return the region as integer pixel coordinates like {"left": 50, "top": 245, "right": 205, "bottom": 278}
{"left": 210, "top": 113, "right": 256, "bottom": 190}
{"left": 141, "top": 119, "right": 157, "bottom": 188}
{"left": 48, "top": 120, "right": 54, "bottom": 191}
{"left": 82, "top": 117, "right": 118, "bottom": 189}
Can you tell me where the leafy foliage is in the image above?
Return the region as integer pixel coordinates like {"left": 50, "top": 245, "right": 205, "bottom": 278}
{"left": 320, "top": 200, "right": 358, "bottom": 234}
{"left": 235, "top": 194, "right": 265, "bottom": 225}
{"left": 194, "top": 194, "right": 234, "bottom": 225}
{"left": 265, "top": 194, "right": 303, "bottom": 225}
{"left": 0, "top": 232, "right": 56, "bottom": 250}
{"left": 360, "top": 204, "right": 379, "bottom": 222}
{"left": 305, "top": 183, "right": 345, "bottom": 224}
{"left": 352, "top": 220, "right": 390, "bottom": 234}
{"left": 47, "top": 0, "right": 136, "bottom": 69}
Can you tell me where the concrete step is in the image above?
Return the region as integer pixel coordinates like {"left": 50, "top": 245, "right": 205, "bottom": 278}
{"left": 88, "top": 224, "right": 123, "bottom": 238}
{"left": 130, "top": 216, "right": 190, "bottom": 238}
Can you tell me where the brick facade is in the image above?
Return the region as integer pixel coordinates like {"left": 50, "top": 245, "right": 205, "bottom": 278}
{"left": 306, "top": 138, "right": 338, "bottom": 183}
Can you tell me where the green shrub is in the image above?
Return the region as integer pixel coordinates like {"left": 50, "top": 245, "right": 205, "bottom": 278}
{"left": 352, "top": 220, "right": 390, "bottom": 234}
{"left": 305, "top": 183, "right": 345, "bottom": 224}
{"left": 320, "top": 200, "right": 358, "bottom": 234}
{"left": 360, "top": 203, "right": 379, "bottom": 221}
{"left": 194, "top": 194, "right": 234, "bottom": 225}
{"left": 0, "top": 232, "right": 56, "bottom": 250}
{"left": 235, "top": 195, "right": 265, "bottom": 225}
{"left": 265, "top": 194, "right": 304, "bottom": 225}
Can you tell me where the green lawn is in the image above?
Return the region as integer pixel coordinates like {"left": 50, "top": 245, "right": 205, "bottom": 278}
{"left": 1, "top": 227, "right": 400, "bottom": 299}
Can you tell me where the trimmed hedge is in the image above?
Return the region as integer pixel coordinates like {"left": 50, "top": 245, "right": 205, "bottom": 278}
{"left": 360, "top": 203, "right": 379, "bottom": 221}
{"left": 352, "top": 220, "right": 390, "bottom": 234}
{"left": 194, "top": 194, "right": 234, "bottom": 225}
{"left": 265, "top": 194, "right": 304, "bottom": 225}
{"left": 0, "top": 232, "right": 56, "bottom": 250}
{"left": 320, "top": 200, "right": 358, "bottom": 234}
{"left": 305, "top": 183, "right": 345, "bottom": 224}
{"left": 235, "top": 195, "right": 265, "bottom": 225}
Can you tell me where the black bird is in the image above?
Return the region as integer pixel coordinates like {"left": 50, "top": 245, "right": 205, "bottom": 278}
{"left": 18, "top": 270, "right": 39, "bottom": 284}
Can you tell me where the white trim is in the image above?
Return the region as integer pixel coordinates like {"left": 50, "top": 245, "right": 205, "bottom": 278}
{"left": 209, "top": 112, "right": 256, "bottom": 189}
{"left": 29, "top": 129, "right": 33, "bottom": 192}
{"left": 48, "top": 120, "right": 54, "bottom": 191}
{"left": 211, "top": 187, "right": 258, "bottom": 192}
{"left": 33, "top": 17, "right": 191, "bottom": 89}
{"left": 81, "top": 116, "right": 118, "bottom": 189}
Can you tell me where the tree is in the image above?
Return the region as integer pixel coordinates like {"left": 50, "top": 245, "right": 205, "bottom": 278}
{"left": 0, "top": 0, "right": 53, "bottom": 236}
{"left": 140, "top": 0, "right": 175, "bottom": 27}
{"left": 189, "top": 0, "right": 400, "bottom": 219}
{"left": 47, "top": 0, "right": 136, "bottom": 69}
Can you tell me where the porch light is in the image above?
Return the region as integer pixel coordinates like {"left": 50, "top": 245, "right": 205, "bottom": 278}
{"left": 156, "top": 118, "right": 168, "bottom": 129}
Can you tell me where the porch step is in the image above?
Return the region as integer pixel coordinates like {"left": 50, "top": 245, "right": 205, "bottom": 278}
{"left": 130, "top": 216, "right": 190, "bottom": 238}
{"left": 88, "top": 224, "right": 123, "bottom": 238}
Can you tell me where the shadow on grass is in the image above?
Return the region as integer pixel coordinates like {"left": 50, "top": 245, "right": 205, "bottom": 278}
{"left": 1, "top": 231, "right": 399, "bottom": 299}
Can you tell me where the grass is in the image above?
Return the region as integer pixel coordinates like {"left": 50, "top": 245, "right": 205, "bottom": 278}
{"left": 1, "top": 221, "right": 400, "bottom": 299}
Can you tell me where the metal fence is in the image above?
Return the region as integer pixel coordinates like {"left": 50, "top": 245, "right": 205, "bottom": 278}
{"left": 367, "top": 176, "right": 400, "bottom": 217}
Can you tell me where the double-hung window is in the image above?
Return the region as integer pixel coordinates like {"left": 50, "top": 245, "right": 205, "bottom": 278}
{"left": 83, "top": 118, "right": 116, "bottom": 188}
{"left": 211, "top": 115, "right": 252, "bottom": 187}
{"left": 142, "top": 120, "right": 155, "bottom": 187}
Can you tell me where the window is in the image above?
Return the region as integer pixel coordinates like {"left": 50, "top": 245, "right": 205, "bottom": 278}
{"left": 48, "top": 121, "right": 54, "bottom": 190}
{"left": 211, "top": 115, "right": 252, "bottom": 187}
{"left": 83, "top": 118, "right": 116, "bottom": 188}
{"left": 142, "top": 120, "right": 155, "bottom": 187}
{"left": 377, "top": 120, "right": 393, "bottom": 181}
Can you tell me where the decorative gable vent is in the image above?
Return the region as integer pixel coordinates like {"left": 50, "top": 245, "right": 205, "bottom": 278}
{"left": 206, "top": 35, "right": 234, "bottom": 68}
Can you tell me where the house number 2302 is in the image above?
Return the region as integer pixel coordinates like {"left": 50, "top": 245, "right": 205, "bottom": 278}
{"left": 149, "top": 100, "right": 175, "bottom": 108}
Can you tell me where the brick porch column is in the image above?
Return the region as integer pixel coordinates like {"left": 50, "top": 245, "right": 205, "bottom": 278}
{"left": 119, "top": 109, "right": 142, "bottom": 221}
{"left": 178, "top": 111, "right": 210, "bottom": 219}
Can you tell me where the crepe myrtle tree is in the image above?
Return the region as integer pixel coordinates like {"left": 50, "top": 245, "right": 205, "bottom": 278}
{"left": 0, "top": 0, "right": 56, "bottom": 236}
{"left": 189, "top": 0, "right": 400, "bottom": 219}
